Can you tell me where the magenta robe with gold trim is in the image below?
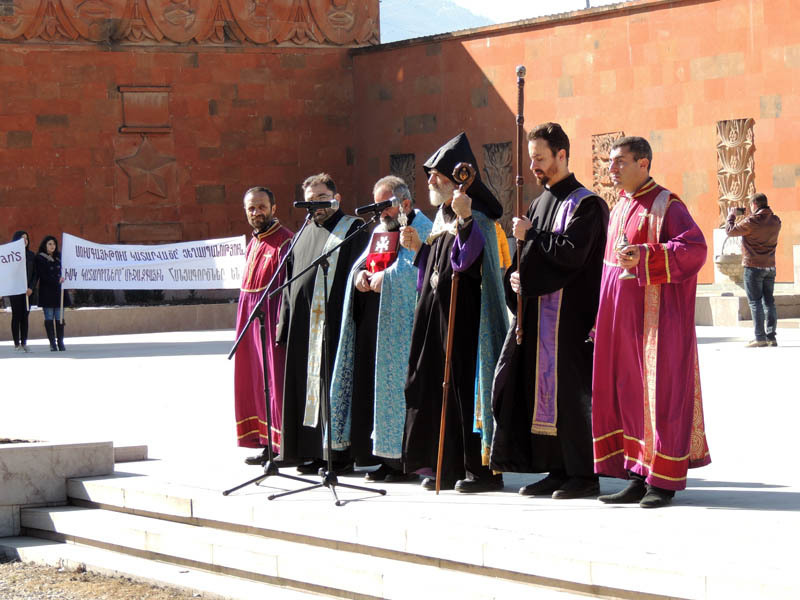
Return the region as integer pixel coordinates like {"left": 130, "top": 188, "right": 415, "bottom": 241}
{"left": 234, "top": 220, "right": 292, "bottom": 451}
{"left": 592, "top": 179, "right": 711, "bottom": 491}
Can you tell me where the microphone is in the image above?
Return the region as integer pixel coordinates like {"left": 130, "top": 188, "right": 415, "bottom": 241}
{"left": 355, "top": 197, "right": 400, "bottom": 216}
{"left": 293, "top": 199, "right": 339, "bottom": 211}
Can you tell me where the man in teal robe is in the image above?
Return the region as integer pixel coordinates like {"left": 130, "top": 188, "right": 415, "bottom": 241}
{"left": 331, "top": 175, "right": 433, "bottom": 481}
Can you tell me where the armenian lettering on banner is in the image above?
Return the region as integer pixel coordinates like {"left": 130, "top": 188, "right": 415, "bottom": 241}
{"left": 61, "top": 233, "right": 247, "bottom": 291}
{"left": 0, "top": 239, "right": 27, "bottom": 296}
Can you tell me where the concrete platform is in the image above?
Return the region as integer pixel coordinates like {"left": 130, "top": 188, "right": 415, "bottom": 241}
{"left": 2, "top": 327, "right": 799, "bottom": 599}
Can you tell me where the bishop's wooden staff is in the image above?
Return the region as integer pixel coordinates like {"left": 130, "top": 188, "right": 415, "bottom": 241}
{"left": 435, "top": 161, "right": 476, "bottom": 494}
{"left": 515, "top": 65, "right": 526, "bottom": 345}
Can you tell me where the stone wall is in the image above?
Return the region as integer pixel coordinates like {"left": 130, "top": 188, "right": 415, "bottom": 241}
{"left": 351, "top": 0, "right": 800, "bottom": 283}
{"left": 0, "top": 0, "right": 379, "bottom": 246}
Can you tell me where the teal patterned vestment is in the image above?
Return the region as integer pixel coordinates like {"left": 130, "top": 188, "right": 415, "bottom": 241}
{"left": 330, "top": 210, "right": 434, "bottom": 458}
{"left": 426, "top": 208, "right": 509, "bottom": 464}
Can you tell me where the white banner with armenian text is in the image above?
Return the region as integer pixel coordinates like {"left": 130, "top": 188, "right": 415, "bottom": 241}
{"left": 61, "top": 233, "right": 246, "bottom": 290}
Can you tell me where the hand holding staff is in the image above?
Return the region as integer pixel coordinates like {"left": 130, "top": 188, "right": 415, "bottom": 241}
{"left": 435, "top": 162, "right": 476, "bottom": 495}
{"left": 515, "top": 65, "right": 526, "bottom": 345}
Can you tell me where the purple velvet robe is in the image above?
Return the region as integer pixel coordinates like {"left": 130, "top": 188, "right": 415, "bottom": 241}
{"left": 592, "top": 179, "right": 711, "bottom": 491}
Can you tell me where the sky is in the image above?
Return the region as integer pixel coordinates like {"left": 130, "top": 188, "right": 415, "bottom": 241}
{"left": 380, "top": 0, "right": 623, "bottom": 43}
{"left": 451, "top": 0, "right": 616, "bottom": 23}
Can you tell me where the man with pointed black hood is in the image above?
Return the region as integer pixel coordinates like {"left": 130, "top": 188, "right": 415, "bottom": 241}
{"left": 399, "top": 132, "right": 509, "bottom": 493}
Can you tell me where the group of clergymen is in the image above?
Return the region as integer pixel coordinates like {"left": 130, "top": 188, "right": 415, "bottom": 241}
{"left": 233, "top": 123, "right": 711, "bottom": 509}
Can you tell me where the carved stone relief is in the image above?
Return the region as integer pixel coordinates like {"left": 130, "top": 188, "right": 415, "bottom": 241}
{"left": 0, "top": 0, "right": 379, "bottom": 45}
{"left": 482, "top": 142, "right": 513, "bottom": 236}
{"left": 716, "top": 118, "right": 755, "bottom": 226}
{"left": 116, "top": 135, "right": 175, "bottom": 200}
{"left": 592, "top": 131, "right": 624, "bottom": 209}
{"left": 0, "top": 0, "right": 39, "bottom": 40}
{"left": 61, "top": 0, "right": 125, "bottom": 41}
{"left": 389, "top": 153, "right": 415, "bottom": 201}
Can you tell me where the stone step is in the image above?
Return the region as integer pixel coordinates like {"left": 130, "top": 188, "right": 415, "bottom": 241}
{"left": 19, "top": 505, "right": 589, "bottom": 600}
{"left": 0, "top": 536, "right": 325, "bottom": 600}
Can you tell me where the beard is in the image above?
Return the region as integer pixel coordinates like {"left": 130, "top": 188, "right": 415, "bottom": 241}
{"left": 381, "top": 215, "right": 401, "bottom": 231}
{"left": 248, "top": 214, "right": 271, "bottom": 232}
{"left": 534, "top": 164, "right": 559, "bottom": 186}
{"left": 429, "top": 183, "right": 454, "bottom": 207}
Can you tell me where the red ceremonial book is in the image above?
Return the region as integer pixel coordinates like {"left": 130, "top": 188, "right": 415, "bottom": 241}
{"left": 366, "top": 231, "right": 399, "bottom": 274}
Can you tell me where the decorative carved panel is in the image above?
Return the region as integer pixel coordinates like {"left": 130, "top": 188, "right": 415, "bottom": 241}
{"left": 717, "top": 118, "right": 755, "bottom": 226}
{"left": 592, "top": 131, "right": 624, "bottom": 209}
{"left": 389, "top": 153, "right": 415, "bottom": 201}
{"left": 482, "top": 142, "right": 513, "bottom": 236}
{"left": 116, "top": 136, "right": 175, "bottom": 200}
{"left": 0, "top": 0, "right": 379, "bottom": 45}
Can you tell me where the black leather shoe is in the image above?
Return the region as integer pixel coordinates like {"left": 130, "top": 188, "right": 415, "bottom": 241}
{"left": 365, "top": 464, "right": 391, "bottom": 481}
{"left": 244, "top": 450, "right": 268, "bottom": 466}
{"left": 421, "top": 476, "right": 456, "bottom": 491}
{"left": 598, "top": 479, "right": 647, "bottom": 504}
{"left": 551, "top": 477, "right": 600, "bottom": 499}
{"left": 386, "top": 471, "right": 418, "bottom": 483}
{"left": 296, "top": 459, "right": 325, "bottom": 475}
{"left": 333, "top": 461, "right": 355, "bottom": 476}
{"left": 519, "top": 473, "right": 567, "bottom": 496}
{"left": 639, "top": 486, "right": 674, "bottom": 508}
{"left": 455, "top": 476, "right": 504, "bottom": 494}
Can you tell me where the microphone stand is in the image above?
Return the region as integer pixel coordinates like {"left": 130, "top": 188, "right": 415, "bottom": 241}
{"left": 265, "top": 210, "right": 386, "bottom": 506}
{"left": 222, "top": 214, "right": 318, "bottom": 496}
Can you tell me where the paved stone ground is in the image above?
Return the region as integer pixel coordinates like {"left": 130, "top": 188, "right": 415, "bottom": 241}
{"left": 2, "top": 324, "right": 800, "bottom": 598}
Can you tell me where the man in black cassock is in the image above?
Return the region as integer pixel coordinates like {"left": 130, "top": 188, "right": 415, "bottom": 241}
{"left": 400, "top": 132, "right": 507, "bottom": 493}
{"left": 276, "top": 173, "right": 369, "bottom": 474}
{"left": 490, "top": 122, "right": 608, "bottom": 499}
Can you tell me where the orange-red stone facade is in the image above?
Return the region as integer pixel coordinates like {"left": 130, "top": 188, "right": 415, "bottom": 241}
{"left": 2, "top": 0, "right": 798, "bottom": 282}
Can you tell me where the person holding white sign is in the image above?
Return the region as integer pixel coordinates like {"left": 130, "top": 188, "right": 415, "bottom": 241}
{"left": 8, "top": 231, "right": 36, "bottom": 352}
{"left": 33, "top": 235, "right": 69, "bottom": 352}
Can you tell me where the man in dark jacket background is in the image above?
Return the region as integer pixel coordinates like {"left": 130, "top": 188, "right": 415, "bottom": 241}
{"left": 725, "top": 192, "right": 782, "bottom": 347}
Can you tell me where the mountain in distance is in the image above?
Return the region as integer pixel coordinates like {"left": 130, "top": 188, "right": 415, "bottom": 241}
{"left": 379, "top": 0, "right": 494, "bottom": 44}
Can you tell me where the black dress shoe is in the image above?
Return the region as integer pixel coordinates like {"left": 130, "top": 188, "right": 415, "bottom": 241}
{"left": 244, "top": 450, "right": 268, "bottom": 466}
{"left": 365, "top": 464, "right": 391, "bottom": 481}
{"left": 598, "top": 478, "right": 647, "bottom": 504}
{"left": 551, "top": 477, "right": 600, "bottom": 499}
{"left": 421, "top": 476, "right": 456, "bottom": 491}
{"left": 639, "top": 486, "right": 675, "bottom": 508}
{"left": 332, "top": 461, "right": 355, "bottom": 476}
{"left": 296, "top": 459, "right": 326, "bottom": 475}
{"left": 455, "top": 476, "right": 504, "bottom": 494}
{"left": 519, "top": 473, "right": 567, "bottom": 496}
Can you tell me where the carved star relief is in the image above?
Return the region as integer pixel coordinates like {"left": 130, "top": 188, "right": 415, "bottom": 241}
{"left": 116, "top": 137, "right": 175, "bottom": 199}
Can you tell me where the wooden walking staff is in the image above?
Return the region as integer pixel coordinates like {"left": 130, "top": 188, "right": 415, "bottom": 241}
{"left": 515, "top": 64, "right": 526, "bottom": 345}
{"left": 435, "top": 161, "right": 477, "bottom": 495}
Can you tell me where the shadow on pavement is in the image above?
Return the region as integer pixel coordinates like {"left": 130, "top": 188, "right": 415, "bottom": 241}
{"left": 12, "top": 341, "right": 231, "bottom": 360}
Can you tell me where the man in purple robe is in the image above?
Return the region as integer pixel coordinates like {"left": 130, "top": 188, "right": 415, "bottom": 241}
{"left": 235, "top": 187, "right": 293, "bottom": 466}
{"left": 592, "top": 136, "right": 711, "bottom": 508}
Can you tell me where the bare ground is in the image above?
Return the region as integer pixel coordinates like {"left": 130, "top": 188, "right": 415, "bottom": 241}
{"left": 0, "top": 558, "right": 198, "bottom": 600}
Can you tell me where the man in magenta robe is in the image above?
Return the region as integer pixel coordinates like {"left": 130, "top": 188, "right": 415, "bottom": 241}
{"left": 235, "top": 187, "right": 293, "bottom": 466}
{"left": 592, "top": 137, "right": 711, "bottom": 508}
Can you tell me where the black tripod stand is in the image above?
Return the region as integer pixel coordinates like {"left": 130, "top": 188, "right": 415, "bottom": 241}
{"left": 265, "top": 212, "right": 386, "bottom": 506}
{"left": 224, "top": 210, "right": 386, "bottom": 506}
{"left": 223, "top": 214, "right": 317, "bottom": 497}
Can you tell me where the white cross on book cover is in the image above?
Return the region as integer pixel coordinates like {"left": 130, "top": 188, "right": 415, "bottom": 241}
{"left": 366, "top": 231, "right": 399, "bottom": 273}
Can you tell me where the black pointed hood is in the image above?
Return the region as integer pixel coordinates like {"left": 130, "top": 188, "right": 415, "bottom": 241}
{"left": 423, "top": 132, "right": 502, "bottom": 220}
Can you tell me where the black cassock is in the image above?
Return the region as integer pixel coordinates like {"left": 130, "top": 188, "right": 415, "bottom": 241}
{"left": 490, "top": 174, "right": 608, "bottom": 478}
{"left": 403, "top": 208, "right": 492, "bottom": 483}
{"left": 277, "top": 210, "right": 369, "bottom": 462}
